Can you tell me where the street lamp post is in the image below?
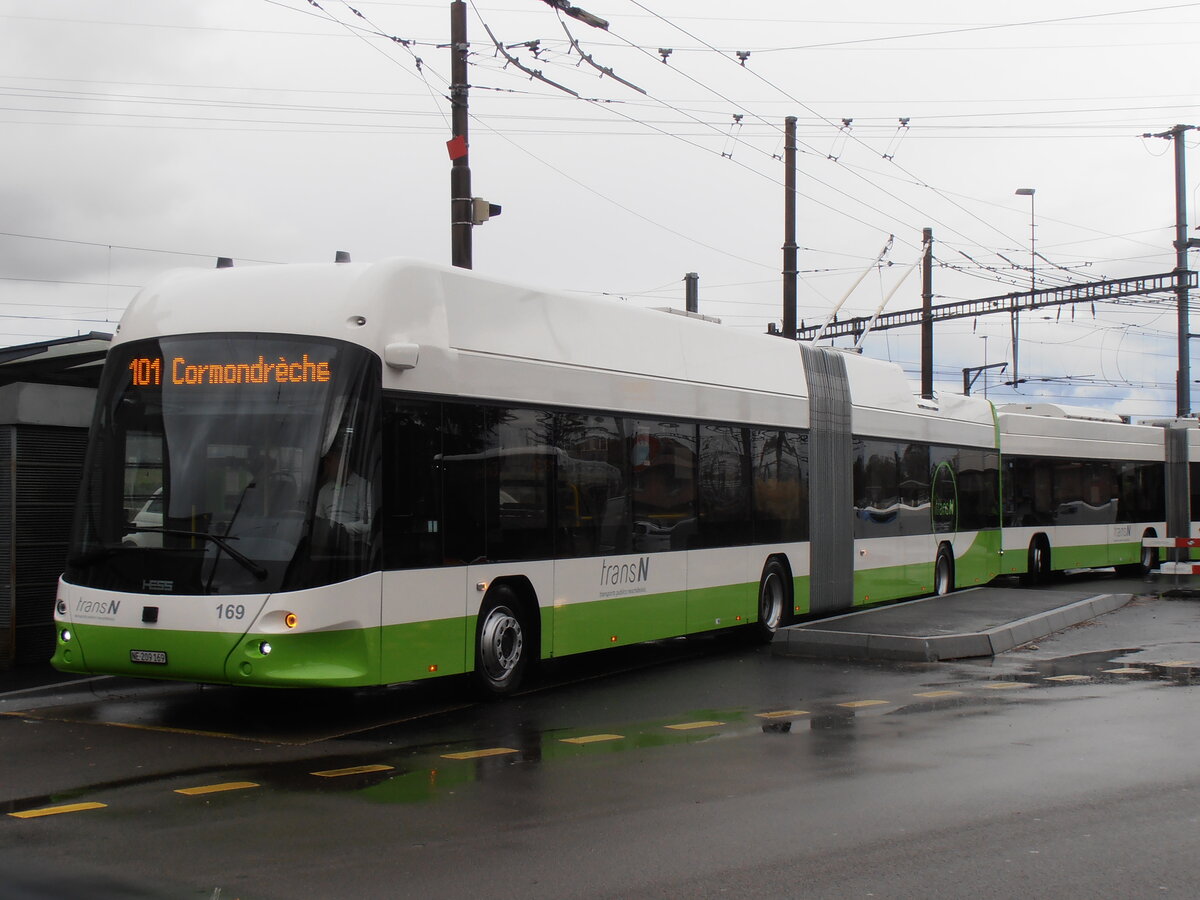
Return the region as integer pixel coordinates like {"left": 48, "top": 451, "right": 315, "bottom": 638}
{"left": 1014, "top": 187, "right": 1036, "bottom": 384}
{"left": 982, "top": 334, "right": 989, "bottom": 398}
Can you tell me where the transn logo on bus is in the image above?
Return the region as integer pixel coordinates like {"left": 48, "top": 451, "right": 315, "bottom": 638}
{"left": 599, "top": 557, "right": 651, "bottom": 587}
{"left": 75, "top": 599, "right": 120, "bottom": 617}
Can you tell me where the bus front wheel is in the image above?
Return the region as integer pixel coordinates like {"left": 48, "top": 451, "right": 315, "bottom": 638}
{"left": 474, "top": 586, "right": 530, "bottom": 696}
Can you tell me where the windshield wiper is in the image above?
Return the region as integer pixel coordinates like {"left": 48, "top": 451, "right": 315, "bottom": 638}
{"left": 126, "top": 527, "right": 268, "bottom": 581}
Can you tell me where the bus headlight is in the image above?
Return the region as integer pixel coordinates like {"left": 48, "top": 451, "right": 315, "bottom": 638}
{"left": 60, "top": 629, "right": 72, "bottom": 643}
{"left": 259, "top": 641, "right": 273, "bottom": 656}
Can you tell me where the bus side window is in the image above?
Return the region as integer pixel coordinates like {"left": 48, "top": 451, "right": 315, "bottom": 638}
{"left": 751, "top": 429, "right": 808, "bottom": 544}
{"left": 440, "top": 404, "right": 490, "bottom": 566}
{"left": 381, "top": 399, "right": 444, "bottom": 569}
{"left": 485, "top": 408, "right": 555, "bottom": 562}
{"left": 697, "top": 425, "right": 751, "bottom": 549}
{"left": 627, "top": 418, "right": 697, "bottom": 553}
{"left": 553, "top": 414, "right": 629, "bottom": 558}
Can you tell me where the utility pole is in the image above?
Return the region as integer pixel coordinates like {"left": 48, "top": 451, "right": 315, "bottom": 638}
{"left": 1167, "top": 124, "right": 1194, "bottom": 418}
{"left": 782, "top": 116, "right": 798, "bottom": 340}
{"left": 449, "top": 0, "right": 472, "bottom": 269}
{"left": 920, "top": 227, "right": 933, "bottom": 399}
{"left": 1145, "top": 125, "right": 1197, "bottom": 416}
{"left": 1172, "top": 127, "right": 1190, "bottom": 418}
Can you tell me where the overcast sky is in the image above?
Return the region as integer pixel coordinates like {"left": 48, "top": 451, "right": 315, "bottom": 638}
{"left": 2, "top": 0, "right": 1198, "bottom": 417}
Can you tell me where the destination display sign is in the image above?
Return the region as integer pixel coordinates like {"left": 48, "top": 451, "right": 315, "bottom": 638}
{"left": 128, "top": 354, "right": 333, "bottom": 387}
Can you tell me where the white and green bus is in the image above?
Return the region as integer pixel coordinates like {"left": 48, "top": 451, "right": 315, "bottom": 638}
{"left": 53, "top": 258, "right": 1006, "bottom": 693}
{"left": 996, "top": 403, "right": 1167, "bottom": 580}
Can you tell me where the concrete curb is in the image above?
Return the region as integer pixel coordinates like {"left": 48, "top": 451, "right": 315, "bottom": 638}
{"left": 775, "top": 591, "right": 1132, "bottom": 662}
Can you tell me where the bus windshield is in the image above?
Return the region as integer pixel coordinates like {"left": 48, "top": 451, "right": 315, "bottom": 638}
{"left": 66, "top": 334, "right": 381, "bottom": 596}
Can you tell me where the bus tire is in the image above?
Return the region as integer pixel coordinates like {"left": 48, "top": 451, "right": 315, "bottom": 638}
{"left": 1119, "top": 531, "right": 1158, "bottom": 576}
{"left": 1022, "top": 536, "right": 1051, "bottom": 585}
{"left": 473, "top": 585, "right": 531, "bottom": 697}
{"left": 1140, "top": 541, "right": 1159, "bottom": 573}
{"left": 934, "top": 547, "right": 955, "bottom": 596}
{"left": 750, "top": 558, "right": 790, "bottom": 643}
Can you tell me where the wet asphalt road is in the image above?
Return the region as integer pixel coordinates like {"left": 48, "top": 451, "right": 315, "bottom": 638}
{"left": 2, "top": 572, "right": 1199, "bottom": 899}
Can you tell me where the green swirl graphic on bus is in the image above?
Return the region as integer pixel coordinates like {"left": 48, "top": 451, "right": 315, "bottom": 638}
{"left": 931, "top": 461, "right": 958, "bottom": 533}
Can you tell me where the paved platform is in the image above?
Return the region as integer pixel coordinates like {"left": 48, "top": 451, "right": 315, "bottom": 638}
{"left": 774, "top": 586, "right": 1132, "bottom": 662}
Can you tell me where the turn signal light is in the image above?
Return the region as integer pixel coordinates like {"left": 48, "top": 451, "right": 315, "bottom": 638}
{"left": 284, "top": 613, "right": 298, "bottom": 629}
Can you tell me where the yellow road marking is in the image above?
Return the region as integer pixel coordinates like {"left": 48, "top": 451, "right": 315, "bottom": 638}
{"left": 837, "top": 700, "right": 889, "bottom": 708}
{"left": 310, "top": 764, "right": 394, "bottom": 778}
{"left": 1103, "top": 667, "right": 1148, "bottom": 674}
{"left": 441, "top": 747, "right": 518, "bottom": 760}
{"left": 1044, "top": 674, "right": 1091, "bottom": 682}
{"left": 913, "top": 690, "right": 963, "bottom": 698}
{"left": 982, "top": 681, "right": 1032, "bottom": 690}
{"left": 755, "top": 710, "right": 809, "bottom": 719}
{"left": 665, "top": 721, "right": 724, "bottom": 730}
{"left": 8, "top": 802, "right": 107, "bottom": 819}
{"left": 560, "top": 734, "right": 624, "bottom": 745}
{"left": 174, "top": 781, "right": 260, "bottom": 796}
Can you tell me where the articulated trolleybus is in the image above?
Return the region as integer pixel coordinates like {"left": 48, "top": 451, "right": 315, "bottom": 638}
{"left": 54, "top": 258, "right": 1002, "bottom": 693}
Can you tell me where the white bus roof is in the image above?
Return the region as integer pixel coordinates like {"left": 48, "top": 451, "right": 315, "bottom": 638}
{"left": 120, "top": 258, "right": 996, "bottom": 441}
{"left": 997, "top": 402, "right": 1163, "bottom": 460}
{"left": 996, "top": 402, "right": 1123, "bottom": 423}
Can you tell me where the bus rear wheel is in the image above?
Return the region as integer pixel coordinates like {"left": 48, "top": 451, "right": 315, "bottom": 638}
{"left": 474, "top": 586, "right": 530, "bottom": 696}
{"left": 934, "top": 548, "right": 955, "bottom": 596}
{"left": 1119, "top": 533, "right": 1158, "bottom": 576}
{"left": 750, "top": 558, "right": 790, "bottom": 643}
{"left": 1022, "top": 536, "right": 1051, "bottom": 585}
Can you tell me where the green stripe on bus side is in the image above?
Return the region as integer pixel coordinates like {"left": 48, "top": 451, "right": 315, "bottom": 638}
{"left": 379, "top": 617, "right": 469, "bottom": 683}
{"left": 1053, "top": 541, "right": 1140, "bottom": 571}
{"left": 792, "top": 575, "right": 811, "bottom": 616}
{"left": 1002, "top": 539, "right": 1147, "bottom": 576}
{"left": 853, "top": 564, "right": 926, "bottom": 607}
{"left": 548, "top": 573, "right": 812, "bottom": 656}
{"left": 851, "top": 531, "right": 1002, "bottom": 607}
{"left": 684, "top": 582, "right": 755, "bottom": 633}
{"left": 551, "top": 588, "right": 689, "bottom": 656}
{"left": 957, "top": 530, "right": 1003, "bottom": 586}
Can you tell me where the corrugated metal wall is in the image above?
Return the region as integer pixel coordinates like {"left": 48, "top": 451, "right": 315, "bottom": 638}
{"left": 0, "top": 425, "right": 88, "bottom": 668}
